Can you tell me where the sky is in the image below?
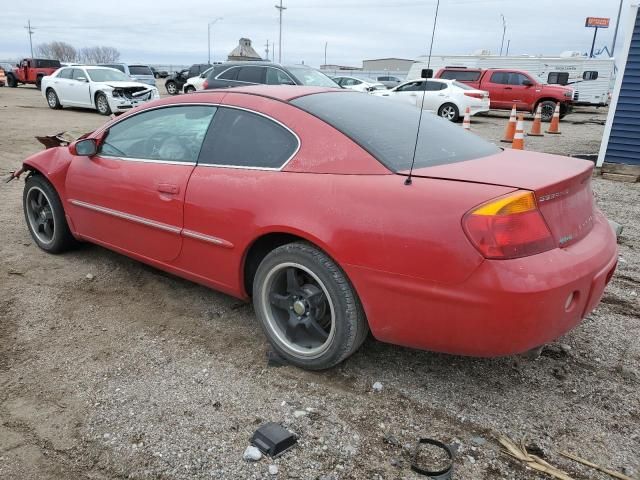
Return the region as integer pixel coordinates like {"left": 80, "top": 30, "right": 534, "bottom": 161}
{"left": 0, "top": 0, "right": 632, "bottom": 68}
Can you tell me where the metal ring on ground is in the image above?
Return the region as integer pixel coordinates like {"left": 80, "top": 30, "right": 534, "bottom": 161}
{"left": 410, "top": 438, "right": 454, "bottom": 479}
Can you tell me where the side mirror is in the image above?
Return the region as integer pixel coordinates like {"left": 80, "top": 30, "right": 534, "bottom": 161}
{"left": 522, "top": 79, "right": 534, "bottom": 87}
{"left": 77, "top": 76, "right": 87, "bottom": 82}
{"left": 70, "top": 138, "right": 97, "bottom": 156}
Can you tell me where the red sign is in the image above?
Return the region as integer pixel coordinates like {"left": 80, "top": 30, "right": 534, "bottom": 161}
{"left": 585, "top": 17, "right": 610, "bottom": 28}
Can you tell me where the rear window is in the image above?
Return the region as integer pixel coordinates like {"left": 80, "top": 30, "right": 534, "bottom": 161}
{"left": 440, "top": 70, "right": 480, "bottom": 81}
{"left": 100, "top": 64, "right": 125, "bottom": 73}
{"left": 35, "top": 59, "right": 61, "bottom": 68}
{"left": 129, "top": 65, "right": 153, "bottom": 76}
{"left": 292, "top": 92, "right": 500, "bottom": 171}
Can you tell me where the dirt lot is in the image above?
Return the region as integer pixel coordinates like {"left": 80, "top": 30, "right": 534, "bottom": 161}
{"left": 1, "top": 83, "right": 638, "bottom": 480}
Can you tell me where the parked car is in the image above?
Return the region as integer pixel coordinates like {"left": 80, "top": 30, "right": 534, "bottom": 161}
{"left": 150, "top": 67, "right": 169, "bottom": 79}
{"left": 373, "top": 78, "right": 490, "bottom": 122}
{"left": 5, "top": 58, "right": 61, "bottom": 89}
{"left": 41, "top": 66, "right": 160, "bottom": 115}
{"left": 332, "top": 76, "right": 386, "bottom": 92}
{"left": 376, "top": 75, "right": 402, "bottom": 88}
{"left": 434, "top": 68, "right": 575, "bottom": 121}
{"left": 14, "top": 86, "right": 617, "bottom": 370}
{"left": 203, "top": 62, "right": 339, "bottom": 90}
{"left": 165, "top": 64, "right": 211, "bottom": 95}
{"left": 97, "top": 63, "right": 156, "bottom": 86}
{"left": 183, "top": 66, "right": 214, "bottom": 93}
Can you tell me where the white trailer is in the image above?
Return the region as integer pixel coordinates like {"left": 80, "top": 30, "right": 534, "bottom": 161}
{"left": 407, "top": 53, "right": 615, "bottom": 107}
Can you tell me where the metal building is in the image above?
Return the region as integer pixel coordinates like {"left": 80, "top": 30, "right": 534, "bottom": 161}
{"left": 598, "top": 3, "right": 640, "bottom": 168}
{"left": 361, "top": 58, "right": 414, "bottom": 72}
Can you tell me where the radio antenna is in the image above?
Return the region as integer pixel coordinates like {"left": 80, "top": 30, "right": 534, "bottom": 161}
{"left": 405, "top": 0, "right": 441, "bottom": 186}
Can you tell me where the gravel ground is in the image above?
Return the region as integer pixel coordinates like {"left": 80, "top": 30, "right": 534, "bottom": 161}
{"left": 0, "top": 84, "right": 638, "bottom": 480}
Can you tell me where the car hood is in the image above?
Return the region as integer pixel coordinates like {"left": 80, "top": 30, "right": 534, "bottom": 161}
{"left": 101, "top": 81, "right": 155, "bottom": 89}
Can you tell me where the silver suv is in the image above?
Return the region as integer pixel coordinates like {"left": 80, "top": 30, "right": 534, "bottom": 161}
{"left": 97, "top": 63, "right": 156, "bottom": 86}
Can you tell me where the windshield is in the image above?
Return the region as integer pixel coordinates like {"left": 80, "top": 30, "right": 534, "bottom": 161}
{"left": 129, "top": 65, "right": 153, "bottom": 76}
{"left": 287, "top": 67, "right": 339, "bottom": 87}
{"left": 292, "top": 92, "right": 500, "bottom": 171}
{"left": 87, "top": 68, "right": 131, "bottom": 82}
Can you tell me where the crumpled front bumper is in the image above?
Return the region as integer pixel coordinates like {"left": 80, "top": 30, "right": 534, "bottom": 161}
{"left": 107, "top": 89, "right": 160, "bottom": 111}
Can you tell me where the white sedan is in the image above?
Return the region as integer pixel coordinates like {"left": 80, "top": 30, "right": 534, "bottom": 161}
{"left": 183, "top": 66, "right": 214, "bottom": 93}
{"left": 372, "top": 78, "right": 489, "bottom": 122}
{"left": 41, "top": 66, "right": 160, "bottom": 115}
{"left": 333, "top": 76, "right": 387, "bottom": 93}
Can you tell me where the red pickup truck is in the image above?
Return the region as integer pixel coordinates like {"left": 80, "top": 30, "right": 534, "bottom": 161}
{"left": 434, "top": 68, "right": 575, "bottom": 121}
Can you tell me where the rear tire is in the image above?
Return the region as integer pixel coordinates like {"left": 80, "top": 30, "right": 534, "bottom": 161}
{"left": 7, "top": 74, "right": 17, "bottom": 87}
{"left": 438, "top": 102, "right": 460, "bottom": 122}
{"left": 46, "top": 89, "right": 62, "bottom": 109}
{"left": 184, "top": 85, "right": 196, "bottom": 94}
{"left": 95, "top": 92, "right": 112, "bottom": 115}
{"left": 23, "top": 175, "right": 77, "bottom": 254}
{"left": 252, "top": 242, "right": 368, "bottom": 370}
{"left": 35, "top": 75, "right": 43, "bottom": 90}
{"left": 166, "top": 81, "right": 178, "bottom": 95}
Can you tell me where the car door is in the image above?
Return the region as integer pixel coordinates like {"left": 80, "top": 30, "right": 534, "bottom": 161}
{"left": 421, "top": 80, "right": 448, "bottom": 111}
{"left": 65, "top": 105, "right": 217, "bottom": 262}
{"left": 390, "top": 81, "right": 424, "bottom": 106}
{"left": 51, "top": 68, "right": 74, "bottom": 103}
{"left": 485, "top": 72, "right": 511, "bottom": 109}
{"left": 66, "top": 68, "right": 92, "bottom": 106}
{"left": 504, "top": 72, "right": 534, "bottom": 110}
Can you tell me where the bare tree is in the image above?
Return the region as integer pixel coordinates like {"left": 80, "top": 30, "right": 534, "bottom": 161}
{"left": 79, "top": 46, "right": 121, "bottom": 64}
{"left": 34, "top": 41, "right": 77, "bottom": 62}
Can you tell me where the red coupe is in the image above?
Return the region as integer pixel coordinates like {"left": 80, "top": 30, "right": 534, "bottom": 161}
{"left": 18, "top": 86, "right": 617, "bottom": 370}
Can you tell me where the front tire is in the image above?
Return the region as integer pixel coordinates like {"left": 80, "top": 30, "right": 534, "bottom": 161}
{"left": 46, "top": 89, "right": 62, "bottom": 109}
{"left": 184, "top": 85, "right": 196, "bottom": 94}
{"left": 95, "top": 92, "right": 112, "bottom": 115}
{"left": 166, "top": 81, "right": 178, "bottom": 95}
{"left": 23, "top": 175, "right": 77, "bottom": 254}
{"left": 538, "top": 100, "right": 556, "bottom": 122}
{"left": 438, "top": 102, "right": 459, "bottom": 122}
{"left": 253, "top": 242, "right": 368, "bottom": 370}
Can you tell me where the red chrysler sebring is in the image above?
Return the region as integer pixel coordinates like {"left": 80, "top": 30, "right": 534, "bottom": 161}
{"left": 17, "top": 86, "right": 617, "bottom": 369}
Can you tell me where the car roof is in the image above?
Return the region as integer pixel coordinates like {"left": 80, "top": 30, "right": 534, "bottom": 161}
{"left": 191, "top": 85, "right": 343, "bottom": 102}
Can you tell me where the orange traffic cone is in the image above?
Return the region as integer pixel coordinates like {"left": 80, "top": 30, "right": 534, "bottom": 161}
{"left": 462, "top": 107, "right": 471, "bottom": 130}
{"left": 528, "top": 104, "right": 544, "bottom": 136}
{"left": 546, "top": 103, "right": 561, "bottom": 134}
{"left": 501, "top": 105, "right": 517, "bottom": 143}
{"left": 512, "top": 114, "right": 525, "bottom": 150}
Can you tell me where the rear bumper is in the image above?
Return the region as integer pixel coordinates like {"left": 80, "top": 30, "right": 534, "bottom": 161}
{"left": 345, "top": 210, "right": 618, "bottom": 356}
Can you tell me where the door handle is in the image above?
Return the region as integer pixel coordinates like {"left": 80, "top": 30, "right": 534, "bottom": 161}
{"left": 157, "top": 183, "right": 179, "bottom": 195}
{"left": 505, "top": 87, "right": 513, "bottom": 90}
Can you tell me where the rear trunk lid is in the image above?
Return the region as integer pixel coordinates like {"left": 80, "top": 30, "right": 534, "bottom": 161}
{"left": 403, "top": 149, "right": 595, "bottom": 248}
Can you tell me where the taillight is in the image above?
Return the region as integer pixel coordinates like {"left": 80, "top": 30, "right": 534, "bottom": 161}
{"left": 463, "top": 191, "right": 555, "bottom": 259}
{"left": 464, "top": 92, "right": 484, "bottom": 99}
{"left": 203, "top": 79, "right": 209, "bottom": 89}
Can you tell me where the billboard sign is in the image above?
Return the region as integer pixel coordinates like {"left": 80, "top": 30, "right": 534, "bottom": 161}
{"left": 585, "top": 17, "right": 610, "bottom": 28}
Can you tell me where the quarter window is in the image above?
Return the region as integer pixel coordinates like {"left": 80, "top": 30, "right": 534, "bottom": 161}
{"left": 99, "top": 106, "right": 216, "bottom": 163}
{"left": 548, "top": 72, "right": 569, "bottom": 85}
{"left": 199, "top": 108, "right": 298, "bottom": 169}
{"left": 583, "top": 71, "right": 598, "bottom": 80}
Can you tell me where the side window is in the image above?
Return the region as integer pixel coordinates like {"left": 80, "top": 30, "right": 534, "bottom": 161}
{"left": 72, "top": 69, "right": 87, "bottom": 81}
{"left": 397, "top": 81, "right": 423, "bottom": 92}
{"left": 583, "top": 71, "right": 598, "bottom": 81}
{"left": 548, "top": 72, "right": 569, "bottom": 85}
{"left": 378, "top": 76, "right": 388, "bottom": 81}
{"left": 266, "top": 67, "right": 296, "bottom": 85}
{"left": 218, "top": 67, "right": 239, "bottom": 80}
{"left": 425, "top": 81, "right": 447, "bottom": 91}
{"left": 237, "top": 66, "right": 265, "bottom": 83}
{"left": 99, "top": 106, "right": 216, "bottom": 163}
{"left": 511, "top": 73, "right": 532, "bottom": 85}
{"left": 490, "top": 72, "right": 508, "bottom": 84}
{"left": 199, "top": 108, "right": 298, "bottom": 169}
{"left": 57, "top": 68, "right": 73, "bottom": 79}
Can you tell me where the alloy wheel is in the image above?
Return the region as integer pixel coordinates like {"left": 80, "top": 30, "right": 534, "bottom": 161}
{"left": 441, "top": 105, "right": 456, "bottom": 120}
{"left": 260, "top": 262, "right": 335, "bottom": 359}
{"left": 47, "top": 91, "right": 57, "bottom": 107}
{"left": 97, "top": 96, "right": 108, "bottom": 114}
{"left": 26, "top": 186, "right": 55, "bottom": 244}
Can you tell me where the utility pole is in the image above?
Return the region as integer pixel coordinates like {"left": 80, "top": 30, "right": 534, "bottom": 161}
{"left": 324, "top": 41, "right": 328, "bottom": 67}
{"left": 25, "top": 20, "right": 35, "bottom": 58}
{"left": 506, "top": 39, "right": 510, "bottom": 56}
{"left": 208, "top": 17, "right": 223, "bottom": 64}
{"left": 275, "top": 0, "right": 287, "bottom": 63}
{"left": 499, "top": 14, "right": 506, "bottom": 56}
{"left": 611, "top": 0, "right": 624, "bottom": 57}
{"left": 265, "top": 40, "right": 270, "bottom": 60}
